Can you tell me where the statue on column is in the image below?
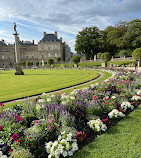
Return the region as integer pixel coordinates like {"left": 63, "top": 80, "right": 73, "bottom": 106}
{"left": 13, "top": 22, "right": 24, "bottom": 75}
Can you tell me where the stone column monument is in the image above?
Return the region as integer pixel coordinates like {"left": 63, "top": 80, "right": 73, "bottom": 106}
{"left": 13, "top": 22, "right": 24, "bottom": 75}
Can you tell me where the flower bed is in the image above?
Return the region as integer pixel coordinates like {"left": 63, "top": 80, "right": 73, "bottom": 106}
{"left": 0, "top": 68, "right": 140, "bottom": 158}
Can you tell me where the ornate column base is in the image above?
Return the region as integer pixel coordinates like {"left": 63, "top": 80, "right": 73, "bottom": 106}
{"left": 15, "top": 63, "right": 24, "bottom": 75}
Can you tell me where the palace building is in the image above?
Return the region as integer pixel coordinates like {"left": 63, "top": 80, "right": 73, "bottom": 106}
{"left": 0, "top": 31, "right": 71, "bottom": 68}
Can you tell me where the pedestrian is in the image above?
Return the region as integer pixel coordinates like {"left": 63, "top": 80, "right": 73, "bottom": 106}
{"left": 134, "top": 60, "right": 138, "bottom": 71}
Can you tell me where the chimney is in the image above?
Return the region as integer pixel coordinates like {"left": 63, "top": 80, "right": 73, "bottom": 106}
{"left": 44, "top": 32, "right": 46, "bottom": 37}
{"left": 32, "top": 40, "right": 34, "bottom": 44}
{"left": 60, "top": 37, "right": 62, "bottom": 42}
{"left": 1, "top": 39, "right": 4, "bottom": 44}
{"left": 55, "top": 31, "right": 57, "bottom": 38}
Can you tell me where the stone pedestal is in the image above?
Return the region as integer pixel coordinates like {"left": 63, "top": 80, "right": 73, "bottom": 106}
{"left": 15, "top": 63, "right": 24, "bottom": 75}
{"left": 101, "top": 62, "right": 106, "bottom": 67}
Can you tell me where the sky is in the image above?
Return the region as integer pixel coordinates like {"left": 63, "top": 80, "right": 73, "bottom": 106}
{"left": 0, "top": 0, "right": 141, "bottom": 52}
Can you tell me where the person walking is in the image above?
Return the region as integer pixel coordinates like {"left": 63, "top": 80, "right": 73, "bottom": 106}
{"left": 134, "top": 60, "right": 138, "bottom": 71}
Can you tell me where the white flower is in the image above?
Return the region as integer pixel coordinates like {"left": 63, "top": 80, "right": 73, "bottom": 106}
{"left": 108, "top": 109, "right": 125, "bottom": 118}
{"left": 111, "top": 96, "right": 116, "bottom": 99}
{"left": 131, "top": 96, "right": 141, "bottom": 101}
{"left": 38, "top": 99, "right": 45, "bottom": 103}
{"left": 0, "top": 151, "right": 3, "bottom": 157}
{"left": 87, "top": 119, "right": 107, "bottom": 132}
{"left": 61, "top": 101, "right": 66, "bottom": 105}
{"left": 72, "top": 142, "right": 78, "bottom": 151}
{"left": 121, "top": 101, "right": 134, "bottom": 111}
{"left": 36, "top": 104, "right": 41, "bottom": 110}
{"left": 47, "top": 98, "right": 51, "bottom": 102}
{"left": 70, "top": 96, "right": 75, "bottom": 100}
{"left": 41, "top": 93, "right": 47, "bottom": 96}
{"left": 1, "top": 156, "right": 8, "bottom": 158}
{"left": 137, "top": 90, "right": 141, "bottom": 95}
{"left": 62, "top": 151, "right": 68, "bottom": 157}
{"left": 68, "top": 151, "right": 73, "bottom": 156}
{"left": 61, "top": 131, "right": 66, "bottom": 135}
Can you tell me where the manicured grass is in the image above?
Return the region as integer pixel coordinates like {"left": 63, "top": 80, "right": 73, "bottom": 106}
{"left": 72, "top": 105, "right": 141, "bottom": 158}
{"left": 0, "top": 69, "right": 99, "bottom": 102}
{"left": 1, "top": 71, "right": 112, "bottom": 112}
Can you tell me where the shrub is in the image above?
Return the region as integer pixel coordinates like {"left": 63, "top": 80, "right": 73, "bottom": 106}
{"left": 56, "top": 57, "right": 61, "bottom": 63}
{"left": 35, "top": 62, "right": 39, "bottom": 66}
{"left": 132, "top": 48, "right": 141, "bottom": 61}
{"left": 21, "top": 61, "right": 26, "bottom": 66}
{"left": 97, "top": 53, "right": 102, "bottom": 59}
{"left": 119, "top": 50, "right": 128, "bottom": 58}
{"left": 101, "top": 52, "right": 111, "bottom": 63}
{"left": 71, "top": 55, "right": 81, "bottom": 64}
{"left": 47, "top": 58, "right": 54, "bottom": 66}
{"left": 26, "top": 61, "right": 31, "bottom": 67}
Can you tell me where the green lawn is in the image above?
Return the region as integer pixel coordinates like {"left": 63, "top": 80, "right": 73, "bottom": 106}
{"left": 0, "top": 69, "right": 99, "bottom": 102}
{"left": 72, "top": 105, "right": 141, "bottom": 158}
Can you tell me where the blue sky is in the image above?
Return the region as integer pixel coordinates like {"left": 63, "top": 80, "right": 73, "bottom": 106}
{"left": 0, "top": 0, "right": 140, "bottom": 52}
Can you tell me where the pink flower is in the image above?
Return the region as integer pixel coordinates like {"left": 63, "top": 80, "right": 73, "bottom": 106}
{"left": 59, "top": 91, "right": 62, "bottom": 95}
{"left": 51, "top": 118, "right": 55, "bottom": 122}
{"left": 0, "top": 103, "right": 4, "bottom": 107}
{"left": 58, "top": 124, "right": 60, "bottom": 128}
{"left": 36, "top": 120, "right": 38, "bottom": 124}
{"left": 93, "top": 95, "right": 97, "bottom": 100}
{"left": 49, "top": 125, "right": 53, "bottom": 131}
{"left": 0, "top": 126, "right": 2, "bottom": 131}
{"left": 12, "top": 134, "right": 18, "bottom": 140}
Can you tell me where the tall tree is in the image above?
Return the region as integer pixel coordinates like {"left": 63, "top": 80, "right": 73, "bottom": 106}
{"left": 75, "top": 27, "right": 101, "bottom": 59}
{"left": 123, "top": 19, "right": 141, "bottom": 50}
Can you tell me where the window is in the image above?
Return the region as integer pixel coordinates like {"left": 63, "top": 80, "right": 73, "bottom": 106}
{"left": 2, "top": 55, "right": 4, "bottom": 60}
{"left": 48, "top": 53, "right": 50, "bottom": 57}
{"left": 26, "top": 56, "right": 28, "bottom": 59}
{"left": 54, "top": 45, "right": 57, "bottom": 50}
{"left": 32, "top": 55, "right": 34, "bottom": 59}
{"left": 42, "top": 45, "right": 44, "bottom": 50}
{"left": 42, "top": 54, "right": 44, "bottom": 59}
{"left": 55, "top": 53, "right": 57, "bottom": 58}
{"left": 48, "top": 46, "right": 50, "bottom": 50}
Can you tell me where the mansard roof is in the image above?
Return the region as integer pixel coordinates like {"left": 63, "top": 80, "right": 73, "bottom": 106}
{"left": 0, "top": 41, "right": 7, "bottom": 46}
{"left": 40, "top": 34, "right": 60, "bottom": 42}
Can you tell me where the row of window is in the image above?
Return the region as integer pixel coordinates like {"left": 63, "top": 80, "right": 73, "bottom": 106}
{"left": 25, "top": 53, "right": 58, "bottom": 59}
{"left": 1, "top": 53, "right": 59, "bottom": 60}
{"left": 41, "top": 45, "right": 58, "bottom": 51}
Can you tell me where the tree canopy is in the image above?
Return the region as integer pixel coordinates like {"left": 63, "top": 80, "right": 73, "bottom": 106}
{"left": 75, "top": 19, "right": 141, "bottom": 58}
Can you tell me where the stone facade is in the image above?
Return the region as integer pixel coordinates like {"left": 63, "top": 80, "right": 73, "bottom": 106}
{"left": 0, "top": 32, "right": 71, "bottom": 68}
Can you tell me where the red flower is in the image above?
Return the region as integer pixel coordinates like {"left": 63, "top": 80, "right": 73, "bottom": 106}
{"left": 29, "top": 137, "right": 32, "bottom": 139}
{"left": 102, "top": 118, "right": 109, "bottom": 124}
{"left": 0, "top": 126, "right": 2, "bottom": 131}
{"left": 9, "top": 148, "right": 13, "bottom": 152}
{"left": 93, "top": 95, "right": 97, "bottom": 100}
{"left": 78, "top": 137, "right": 81, "bottom": 141}
{"left": 58, "top": 124, "right": 60, "bottom": 128}
{"left": 18, "top": 139, "right": 22, "bottom": 142}
{"left": 0, "top": 103, "right": 4, "bottom": 107}
{"left": 36, "top": 143, "right": 39, "bottom": 147}
{"left": 16, "top": 143, "right": 19, "bottom": 145}
{"left": 12, "top": 134, "right": 18, "bottom": 140}
{"left": 119, "top": 109, "right": 125, "bottom": 113}
{"left": 49, "top": 125, "right": 53, "bottom": 131}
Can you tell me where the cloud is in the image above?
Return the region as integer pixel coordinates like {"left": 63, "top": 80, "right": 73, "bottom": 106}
{"left": 0, "top": 0, "right": 140, "bottom": 52}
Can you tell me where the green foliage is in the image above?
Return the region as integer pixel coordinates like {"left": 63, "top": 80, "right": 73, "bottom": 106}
{"left": 101, "top": 52, "right": 111, "bottom": 62}
{"left": 119, "top": 50, "right": 128, "bottom": 57}
{"left": 71, "top": 55, "right": 81, "bottom": 64}
{"left": 132, "top": 48, "right": 141, "bottom": 60}
{"left": 73, "top": 105, "right": 141, "bottom": 158}
{"left": 44, "top": 61, "right": 47, "bottom": 65}
{"left": 35, "top": 62, "right": 39, "bottom": 66}
{"left": 26, "top": 61, "right": 31, "bottom": 67}
{"left": 9, "top": 148, "right": 34, "bottom": 158}
{"left": 97, "top": 53, "right": 102, "bottom": 59}
{"left": 47, "top": 58, "right": 54, "bottom": 65}
{"left": 21, "top": 61, "right": 26, "bottom": 66}
{"left": 75, "top": 27, "right": 102, "bottom": 59}
{"left": 56, "top": 57, "right": 61, "bottom": 63}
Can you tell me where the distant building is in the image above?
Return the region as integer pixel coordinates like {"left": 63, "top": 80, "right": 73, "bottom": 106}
{"left": 0, "top": 31, "right": 71, "bottom": 68}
